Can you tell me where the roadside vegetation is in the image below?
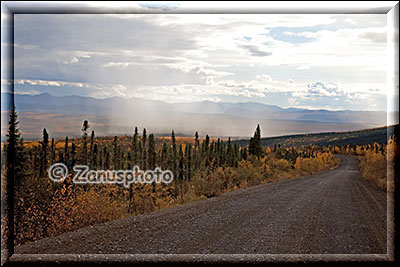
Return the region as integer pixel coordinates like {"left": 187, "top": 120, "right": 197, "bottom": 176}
{"left": 329, "top": 136, "right": 398, "bottom": 191}
{"left": 0, "top": 107, "right": 344, "bottom": 246}
{"left": 237, "top": 124, "right": 399, "bottom": 191}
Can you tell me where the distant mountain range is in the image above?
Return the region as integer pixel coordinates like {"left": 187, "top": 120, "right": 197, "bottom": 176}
{"left": 1, "top": 92, "right": 388, "bottom": 140}
{"left": 174, "top": 101, "right": 386, "bottom": 124}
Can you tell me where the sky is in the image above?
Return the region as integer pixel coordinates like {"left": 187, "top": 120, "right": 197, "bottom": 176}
{"left": 1, "top": 2, "right": 396, "bottom": 112}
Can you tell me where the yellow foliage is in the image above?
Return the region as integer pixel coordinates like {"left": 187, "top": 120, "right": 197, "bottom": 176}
{"left": 356, "top": 138, "right": 396, "bottom": 191}
{"left": 275, "top": 159, "right": 290, "bottom": 171}
{"left": 55, "top": 142, "right": 65, "bottom": 149}
{"left": 359, "top": 148, "right": 387, "bottom": 189}
{"left": 355, "top": 145, "right": 363, "bottom": 155}
{"left": 9, "top": 136, "right": 344, "bottom": 246}
{"left": 295, "top": 157, "right": 302, "bottom": 170}
{"left": 262, "top": 162, "right": 271, "bottom": 175}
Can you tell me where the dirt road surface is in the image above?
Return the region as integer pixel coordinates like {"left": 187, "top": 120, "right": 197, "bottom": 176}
{"left": 13, "top": 155, "right": 387, "bottom": 260}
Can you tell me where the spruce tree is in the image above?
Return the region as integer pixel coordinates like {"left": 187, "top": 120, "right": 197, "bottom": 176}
{"left": 249, "top": 124, "right": 262, "bottom": 159}
{"left": 186, "top": 143, "right": 192, "bottom": 181}
{"left": 89, "top": 130, "right": 95, "bottom": 167}
{"left": 81, "top": 120, "right": 90, "bottom": 165}
{"left": 171, "top": 130, "right": 177, "bottom": 177}
{"left": 249, "top": 137, "right": 255, "bottom": 155}
{"left": 161, "top": 142, "right": 168, "bottom": 169}
{"left": 220, "top": 140, "right": 226, "bottom": 166}
{"left": 215, "top": 138, "right": 221, "bottom": 165}
{"left": 227, "top": 137, "right": 233, "bottom": 167}
{"left": 40, "top": 128, "right": 49, "bottom": 176}
{"left": 6, "top": 105, "right": 25, "bottom": 254}
{"left": 178, "top": 144, "right": 184, "bottom": 181}
{"left": 142, "top": 128, "right": 147, "bottom": 170}
{"left": 113, "top": 136, "right": 118, "bottom": 169}
{"left": 137, "top": 142, "right": 142, "bottom": 169}
{"left": 233, "top": 143, "right": 239, "bottom": 167}
{"left": 148, "top": 134, "right": 156, "bottom": 169}
{"left": 254, "top": 124, "right": 262, "bottom": 159}
{"left": 241, "top": 147, "right": 248, "bottom": 161}
{"left": 132, "top": 127, "right": 138, "bottom": 165}
{"left": 51, "top": 138, "right": 55, "bottom": 165}
{"left": 58, "top": 150, "right": 64, "bottom": 164}
{"left": 91, "top": 144, "right": 98, "bottom": 169}
{"left": 210, "top": 141, "right": 215, "bottom": 159}
{"left": 104, "top": 146, "right": 110, "bottom": 169}
{"left": 127, "top": 150, "right": 132, "bottom": 170}
{"left": 33, "top": 147, "right": 39, "bottom": 170}
{"left": 204, "top": 135, "right": 210, "bottom": 153}
{"left": 119, "top": 148, "right": 124, "bottom": 169}
{"left": 194, "top": 131, "right": 199, "bottom": 168}
{"left": 6, "top": 106, "right": 25, "bottom": 182}
{"left": 195, "top": 131, "right": 199, "bottom": 149}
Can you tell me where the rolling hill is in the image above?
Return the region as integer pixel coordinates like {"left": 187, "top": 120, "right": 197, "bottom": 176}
{"left": 233, "top": 125, "right": 397, "bottom": 148}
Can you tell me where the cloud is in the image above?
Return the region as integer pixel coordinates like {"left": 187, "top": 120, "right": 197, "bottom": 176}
{"left": 14, "top": 14, "right": 198, "bottom": 54}
{"left": 13, "top": 89, "right": 41, "bottom": 95}
{"left": 238, "top": 45, "right": 272, "bottom": 57}
{"left": 138, "top": 2, "right": 180, "bottom": 11}
{"left": 282, "top": 31, "right": 296, "bottom": 36}
{"left": 295, "top": 27, "right": 387, "bottom": 45}
{"left": 344, "top": 18, "right": 357, "bottom": 25}
{"left": 358, "top": 31, "right": 386, "bottom": 43}
{"left": 10, "top": 13, "right": 387, "bottom": 112}
{"left": 284, "top": 80, "right": 386, "bottom": 111}
{"left": 8, "top": 79, "right": 129, "bottom": 98}
{"left": 294, "top": 81, "right": 344, "bottom": 98}
{"left": 296, "top": 65, "right": 310, "bottom": 70}
{"left": 256, "top": 74, "right": 272, "bottom": 81}
{"left": 14, "top": 79, "right": 87, "bottom": 88}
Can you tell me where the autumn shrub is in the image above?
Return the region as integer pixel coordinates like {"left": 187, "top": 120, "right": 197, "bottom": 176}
{"left": 386, "top": 138, "right": 397, "bottom": 191}
{"left": 275, "top": 159, "right": 291, "bottom": 171}
{"left": 359, "top": 147, "right": 387, "bottom": 190}
{"left": 350, "top": 138, "right": 399, "bottom": 191}
{"left": 14, "top": 176, "right": 76, "bottom": 244}
{"left": 235, "top": 160, "right": 264, "bottom": 186}
{"left": 73, "top": 185, "right": 129, "bottom": 225}
{"left": 295, "top": 157, "right": 312, "bottom": 173}
{"left": 293, "top": 152, "right": 338, "bottom": 175}
{"left": 261, "top": 160, "right": 272, "bottom": 179}
{"left": 192, "top": 168, "right": 226, "bottom": 198}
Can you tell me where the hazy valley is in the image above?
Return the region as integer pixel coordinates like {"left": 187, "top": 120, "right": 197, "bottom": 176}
{"left": 1, "top": 92, "right": 387, "bottom": 140}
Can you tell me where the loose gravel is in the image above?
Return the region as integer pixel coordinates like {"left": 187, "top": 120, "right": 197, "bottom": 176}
{"left": 14, "top": 155, "right": 387, "bottom": 255}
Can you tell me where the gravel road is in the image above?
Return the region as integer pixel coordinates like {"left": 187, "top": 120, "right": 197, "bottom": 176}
{"left": 15, "top": 155, "right": 387, "bottom": 255}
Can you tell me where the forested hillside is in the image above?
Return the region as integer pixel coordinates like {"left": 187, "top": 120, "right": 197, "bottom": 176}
{"left": 234, "top": 125, "right": 396, "bottom": 148}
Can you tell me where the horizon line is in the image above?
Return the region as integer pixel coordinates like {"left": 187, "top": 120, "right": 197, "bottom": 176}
{"left": 2, "top": 91, "right": 388, "bottom": 113}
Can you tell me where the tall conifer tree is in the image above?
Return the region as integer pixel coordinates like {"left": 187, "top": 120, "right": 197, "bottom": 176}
{"left": 81, "top": 120, "right": 90, "bottom": 164}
